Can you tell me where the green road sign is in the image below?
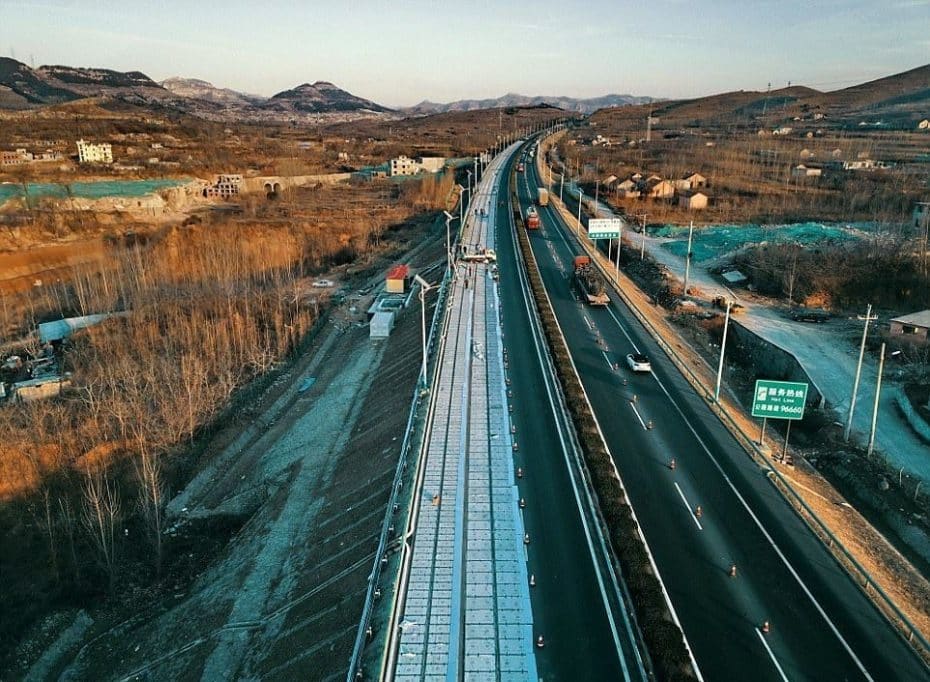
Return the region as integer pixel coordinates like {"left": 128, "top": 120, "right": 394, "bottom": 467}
{"left": 752, "top": 380, "right": 808, "bottom": 420}
{"left": 587, "top": 218, "right": 622, "bottom": 240}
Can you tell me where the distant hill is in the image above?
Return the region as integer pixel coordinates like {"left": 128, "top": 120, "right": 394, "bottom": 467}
{"left": 262, "top": 81, "right": 393, "bottom": 114}
{"left": 405, "top": 92, "right": 656, "bottom": 115}
{"left": 590, "top": 63, "right": 930, "bottom": 130}
{"left": 160, "top": 77, "right": 264, "bottom": 108}
{"left": 0, "top": 57, "right": 83, "bottom": 106}
{"left": 0, "top": 59, "right": 394, "bottom": 122}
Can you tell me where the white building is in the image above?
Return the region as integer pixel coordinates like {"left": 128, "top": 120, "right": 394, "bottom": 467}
{"left": 76, "top": 139, "right": 113, "bottom": 164}
{"left": 389, "top": 155, "right": 447, "bottom": 177}
{"left": 390, "top": 155, "right": 419, "bottom": 176}
{"left": 202, "top": 174, "right": 242, "bottom": 199}
{"left": 418, "top": 156, "right": 446, "bottom": 173}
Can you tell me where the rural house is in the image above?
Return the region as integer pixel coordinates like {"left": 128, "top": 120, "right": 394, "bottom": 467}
{"left": 890, "top": 310, "right": 930, "bottom": 342}
{"left": 678, "top": 191, "right": 709, "bottom": 210}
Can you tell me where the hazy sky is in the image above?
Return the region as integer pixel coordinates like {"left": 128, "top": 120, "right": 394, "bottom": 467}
{"left": 3, "top": 0, "right": 929, "bottom": 106}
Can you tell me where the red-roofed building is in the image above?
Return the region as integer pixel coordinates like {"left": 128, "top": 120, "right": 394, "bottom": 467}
{"left": 386, "top": 264, "right": 410, "bottom": 293}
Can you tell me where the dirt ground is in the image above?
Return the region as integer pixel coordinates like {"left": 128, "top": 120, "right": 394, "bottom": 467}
{"left": 4, "top": 216, "right": 445, "bottom": 681}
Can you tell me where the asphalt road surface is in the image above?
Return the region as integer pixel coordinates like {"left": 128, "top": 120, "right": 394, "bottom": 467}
{"left": 513, "top": 154, "right": 930, "bottom": 682}
{"left": 493, "top": 147, "right": 646, "bottom": 681}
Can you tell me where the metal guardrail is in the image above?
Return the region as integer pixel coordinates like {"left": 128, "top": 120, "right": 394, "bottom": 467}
{"left": 345, "top": 218, "right": 457, "bottom": 682}
{"left": 544, "top": 166, "right": 930, "bottom": 664}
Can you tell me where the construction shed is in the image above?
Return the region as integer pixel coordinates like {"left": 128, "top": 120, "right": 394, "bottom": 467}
{"left": 890, "top": 310, "right": 930, "bottom": 342}
{"left": 370, "top": 311, "right": 395, "bottom": 339}
{"left": 38, "top": 313, "right": 119, "bottom": 343}
{"left": 386, "top": 264, "right": 410, "bottom": 294}
{"left": 13, "top": 376, "right": 71, "bottom": 402}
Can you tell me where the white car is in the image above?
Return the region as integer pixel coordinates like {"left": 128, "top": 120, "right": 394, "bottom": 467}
{"left": 626, "top": 353, "right": 652, "bottom": 373}
{"left": 311, "top": 279, "right": 335, "bottom": 288}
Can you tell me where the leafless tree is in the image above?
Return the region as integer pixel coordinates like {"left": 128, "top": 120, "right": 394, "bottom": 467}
{"left": 81, "top": 471, "right": 121, "bottom": 592}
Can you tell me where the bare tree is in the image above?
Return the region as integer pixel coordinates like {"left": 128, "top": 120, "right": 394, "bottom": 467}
{"left": 81, "top": 471, "right": 121, "bottom": 592}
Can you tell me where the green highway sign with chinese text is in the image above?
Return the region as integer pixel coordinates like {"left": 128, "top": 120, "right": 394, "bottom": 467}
{"left": 752, "top": 379, "right": 808, "bottom": 420}
{"left": 587, "top": 218, "right": 622, "bottom": 240}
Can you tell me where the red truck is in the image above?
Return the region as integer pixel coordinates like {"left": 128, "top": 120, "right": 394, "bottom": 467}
{"left": 573, "top": 256, "right": 609, "bottom": 306}
{"left": 526, "top": 206, "right": 540, "bottom": 229}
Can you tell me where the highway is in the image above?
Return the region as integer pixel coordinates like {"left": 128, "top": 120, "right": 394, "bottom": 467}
{"left": 382, "top": 137, "right": 647, "bottom": 681}
{"left": 514, "top": 151, "right": 930, "bottom": 681}
{"left": 494, "top": 149, "right": 646, "bottom": 680}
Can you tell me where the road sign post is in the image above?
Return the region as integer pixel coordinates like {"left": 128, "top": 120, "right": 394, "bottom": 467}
{"left": 752, "top": 379, "right": 808, "bottom": 460}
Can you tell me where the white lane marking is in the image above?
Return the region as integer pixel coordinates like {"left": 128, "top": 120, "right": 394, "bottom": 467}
{"left": 525, "top": 163, "right": 705, "bottom": 680}
{"left": 629, "top": 402, "right": 649, "bottom": 431}
{"left": 601, "top": 307, "right": 875, "bottom": 679}
{"left": 601, "top": 350, "right": 614, "bottom": 370}
{"left": 606, "top": 306, "right": 641, "bottom": 355}
{"left": 756, "top": 628, "right": 790, "bottom": 682}
{"left": 584, "top": 315, "right": 594, "bottom": 330}
{"left": 674, "top": 482, "right": 704, "bottom": 531}
{"left": 508, "top": 171, "right": 637, "bottom": 681}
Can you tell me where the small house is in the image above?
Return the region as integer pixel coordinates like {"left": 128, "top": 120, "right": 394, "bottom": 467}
{"left": 890, "top": 310, "right": 930, "bottom": 342}
{"left": 678, "top": 191, "right": 708, "bottom": 210}
{"left": 646, "top": 179, "right": 675, "bottom": 199}
{"left": 386, "top": 264, "right": 410, "bottom": 294}
{"left": 617, "top": 179, "right": 637, "bottom": 192}
{"left": 683, "top": 172, "right": 707, "bottom": 188}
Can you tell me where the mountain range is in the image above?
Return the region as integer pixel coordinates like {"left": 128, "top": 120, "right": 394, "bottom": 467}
{"left": 0, "top": 58, "right": 658, "bottom": 122}
{"left": 404, "top": 93, "right": 656, "bottom": 115}
{"left": 0, "top": 58, "right": 396, "bottom": 122}
{"left": 2, "top": 57, "right": 928, "bottom": 126}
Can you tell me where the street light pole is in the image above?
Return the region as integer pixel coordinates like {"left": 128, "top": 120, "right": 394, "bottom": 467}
{"left": 443, "top": 211, "right": 454, "bottom": 276}
{"left": 576, "top": 189, "right": 584, "bottom": 237}
{"left": 415, "top": 275, "right": 433, "bottom": 387}
{"left": 559, "top": 173, "right": 564, "bottom": 202}
{"left": 867, "top": 343, "right": 886, "bottom": 457}
{"left": 457, "top": 184, "right": 465, "bottom": 227}
{"left": 714, "top": 300, "right": 732, "bottom": 403}
{"left": 845, "top": 303, "right": 877, "bottom": 441}
{"left": 683, "top": 220, "right": 694, "bottom": 296}
{"left": 466, "top": 170, "right": 473, "bottom": 209}
{"left": 640, "top": 213, "right": 648, "bottom": 260}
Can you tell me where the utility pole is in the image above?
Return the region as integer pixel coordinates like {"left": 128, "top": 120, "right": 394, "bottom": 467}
{"left": 845, "top": 303, "right": 878, "bottom": 441}
{"left": 714, "top": 300, "right": 732, "bottom": 403}
{"left": 639, "top": 213, "right": 648, "bottom": 260}
{"left": 559, "top": 173, "right": 564, "bottom": 202}
{"left": 683, "top": 220, "right": 694, "bottom": 296}
{"left": 867, "top": 343, "right": 886, "bottom": 457}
